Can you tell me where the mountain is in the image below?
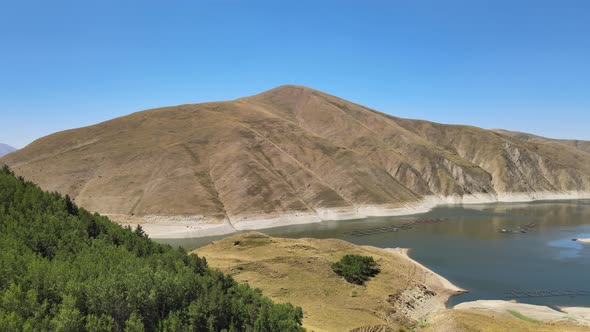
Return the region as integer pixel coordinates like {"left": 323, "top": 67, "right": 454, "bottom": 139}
{"left": 2, "top": 85, "right": 590, "bottom": 230}
{"left": 0, "top": 143, "right": 16, "bottom": 157}
{"left": 493, "top": 129, "right": 590, "bottom": 155}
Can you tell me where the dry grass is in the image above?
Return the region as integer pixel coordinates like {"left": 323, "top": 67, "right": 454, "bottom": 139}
{"left": 196, "top": 232, "right": 590, "bottom": 332}
{"left": 195, "top": 232, "right": 457, "bottom": 331}
{"left": 495, "top": 129, "right": 590, "bottom": 155}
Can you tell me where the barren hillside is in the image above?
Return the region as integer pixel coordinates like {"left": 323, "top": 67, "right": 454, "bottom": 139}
{"left": 2, "top": 85, "right": 590, "bottom": 229}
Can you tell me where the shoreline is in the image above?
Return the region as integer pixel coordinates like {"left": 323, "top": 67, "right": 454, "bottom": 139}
{"left": 386, "top": 247, "right": 466, "bottom": 294}
{"left": 383, "top": 246, "right": 466, "bottom": 322}
{"left": 387, "top": 249, "right": 590, "bottom": 327}
{"left": 454, "top": 300, "right": 590, "bottom": 326}
{"left": 195, "top": 232, "right": 468, "bottom": 328}
{"left": 393, "top": 246, "right": 590, "bottom": 326}
{"left": 112, "top": 190, "right": 590, "bottom": 239}
{"left": 135, "top": 194, "right": 590, "bottom": 327}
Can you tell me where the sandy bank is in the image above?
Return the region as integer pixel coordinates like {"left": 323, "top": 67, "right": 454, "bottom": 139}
{"left": 386, "top": 248, "right": 466, "bottom": 294}
{"left": 454, "top": 300, "right": 590, "bottom": 326}
{"left": 380, "top": 247, "right": 468, "bottom": 323}
{"left": 107, "top": 214, "right": 237, "bottom": 238}
{"left": 576, "top": 238, "right": 590, "bottom": 243}
{"left": 120, "top": 222, "right": 236, "bottom": 238}
{"left": 111, "top": 190, "right": 590, "bottom": 239}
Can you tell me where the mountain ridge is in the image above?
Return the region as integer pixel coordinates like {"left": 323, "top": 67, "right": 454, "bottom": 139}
{"left": 2, "top": 85, "right": 590, "bottom": 233}
{"left": 493, "top": 128, "right": 590, "bottom": 155}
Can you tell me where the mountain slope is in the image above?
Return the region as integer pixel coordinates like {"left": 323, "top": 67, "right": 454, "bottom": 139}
{"left": 2, "top": 85, "right": 590, "bottom": 229}
{"left": 493, "top": 129, "right": 590, "bottom": 155}
{"left": 0, "top": 143, "right": 16, "bottom": 157}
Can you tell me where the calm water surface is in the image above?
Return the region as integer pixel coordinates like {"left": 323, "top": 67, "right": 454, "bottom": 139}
{"left": 157, "top": 200, "right": 590, "bottom": 308}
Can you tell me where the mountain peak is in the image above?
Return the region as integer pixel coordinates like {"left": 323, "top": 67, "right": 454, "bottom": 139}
{"left": 241, "top": 85, "right": 337, "bottom": 110}
{"left": 244, "top": 84, "right": 316, "bottom": 99}
{"left": 268, "top": 84, "right": 315, "bottom": 92}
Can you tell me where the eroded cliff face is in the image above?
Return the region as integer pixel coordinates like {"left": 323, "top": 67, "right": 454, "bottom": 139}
{"left": 2, "top": 85, "right": 590, "bottom": 224}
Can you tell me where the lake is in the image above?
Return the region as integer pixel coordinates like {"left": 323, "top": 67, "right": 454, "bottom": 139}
{"left": 157, "top": 200, "right": 590, "bottom": 308}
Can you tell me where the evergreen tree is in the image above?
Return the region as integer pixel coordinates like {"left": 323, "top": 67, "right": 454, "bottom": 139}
{"left": 331, "top": 254, "right": 380, "bottom": 285}
{"left": 0, "top": 165, "right": 305, "bottom": 332}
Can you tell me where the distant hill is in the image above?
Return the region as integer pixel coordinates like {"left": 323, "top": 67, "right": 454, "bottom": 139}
{"left": 2, "top": 85, "right": 590, "bottom": 229}
{"left": 0, "top": 143, "right": 16, "bottom": 157}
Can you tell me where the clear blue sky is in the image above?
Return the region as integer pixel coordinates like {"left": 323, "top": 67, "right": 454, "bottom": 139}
{"left": 1, "top": 0, "right": 589, "bottom": 148}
